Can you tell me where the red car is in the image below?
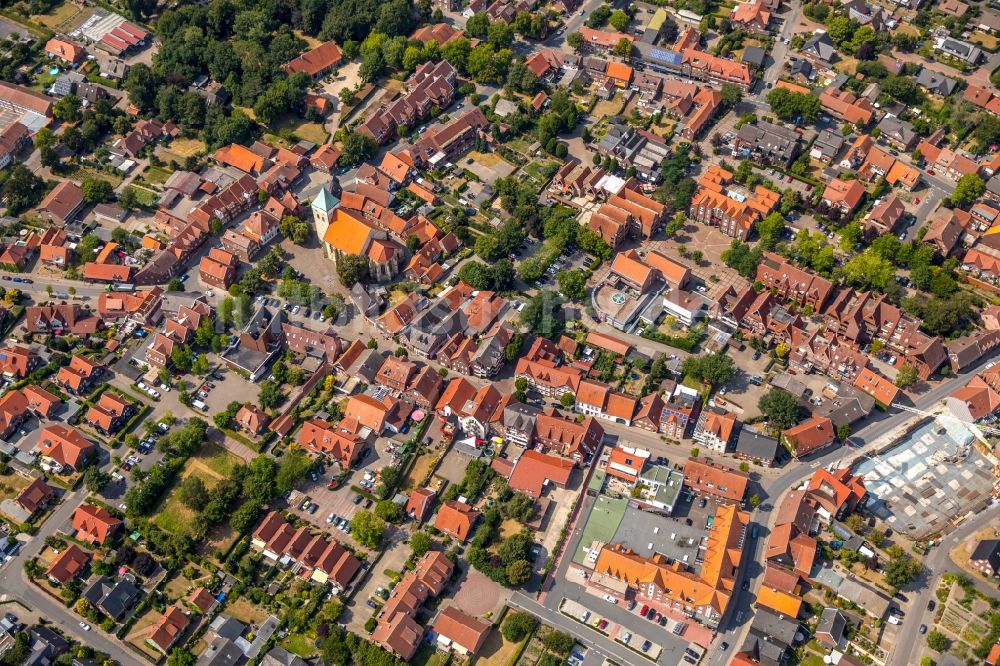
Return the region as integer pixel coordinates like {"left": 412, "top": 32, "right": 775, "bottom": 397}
{"left": 927, "top": 168, "right": 935, "bottom": 175}
{"left": 915, "top": 197, "right": 921, "bottom": 204}
{"left": 639, "top": 605, "right": 649, "bottom": 616}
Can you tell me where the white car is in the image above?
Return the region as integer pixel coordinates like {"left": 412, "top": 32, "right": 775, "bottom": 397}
{"left": 159, "top": 383, "right": 170, "bottom": 392}
{"left": 79, "top": 622, "right": 90, "bottom": 631}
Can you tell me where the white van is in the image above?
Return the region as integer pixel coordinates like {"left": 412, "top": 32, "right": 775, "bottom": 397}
{"left": 191, "top": 399, "right": 207, "bottom": 411}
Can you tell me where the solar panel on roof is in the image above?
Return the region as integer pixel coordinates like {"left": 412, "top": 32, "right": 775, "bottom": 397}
{"left": 649, "top": 48, "right": 681, "bottom": 65}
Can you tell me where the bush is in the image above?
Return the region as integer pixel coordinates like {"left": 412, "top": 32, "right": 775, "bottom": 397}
{"left": 501, "top": 611, "right": 538, "bottom": 642}
{"left": 542, "top": 630, "right": 574, "bottom": 655}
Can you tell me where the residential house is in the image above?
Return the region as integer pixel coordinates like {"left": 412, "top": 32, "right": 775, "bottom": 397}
{"left": 434, "top": 500, "right": 480, "bottom": 541}
{"left": 73, "top": 504, "right": 122, "bottom": 545}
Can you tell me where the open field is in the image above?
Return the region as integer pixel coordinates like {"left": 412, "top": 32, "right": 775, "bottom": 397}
{"left": 153, "top": 444, "right": 240, "bottom": 534}
{"left": 475, "top": 628, "right": 522, "bottom": 666}
{"left": 271, "top": 116, "right": 329, "bottom": 145}
{"left": 971, "top": 31, "right": 999, "bottom": 50}
{"left": 281, "top": 632, "right": 317, "bottom": 658}
{"left": 157, "top": 138, "right": 205, "bottom": 165}
{"left": 225, "top": 597, "right": 269, "bottom": 625}
{"left": 0, "top": 473, "right": 30, "bottom": 502}
{"left": 64, "top": 164, "right": 123, "bottom": 187}
{"left": 403, "top": 451, "right": 436, "bottom": 490}
{"left": 31, "top": 3, "right": 88, "bottom": 31}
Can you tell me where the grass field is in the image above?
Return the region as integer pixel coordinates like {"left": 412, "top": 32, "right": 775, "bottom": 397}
{"left": 500, "top": 518, "right": 522, "bottom": 540}
{"left": 157, "top": 137, "right": 206, "bottom": 165}
{"left": 128, "top": 185, "right": 159, "bottom": 208}
{"left": 592, "top": 95, "right": 625, "bottom": 118}
{"left": 154, "top": 444, "right": 240, "bottom": 535}
{"left": 226, "top": 597, "right": 269, "bottom": 625}
{"left": 31, "top": 3, "right": 89, "bottom": 30}
{"left": 475, "top": 629, "right": 522, "bottom": 666}
{"left": 466, "top": 150, "right": 504, "bottom": 168}
{"left": 143, "top": 165, "right": 172, "bottom": 186}
{"left": 64, "top": 164, "right": 123, "bottom": 187}
{"left": 0, "top": 473, "right": 30, "bottom": 503}
{"left": 403, "top": 452, "right": 436, "bottom": 490}
{"left": 270, "top": 116, "right": 329, "bottom": 145}
{"left": 971, "top": 31, "right": 999, "bottom": 50}
{"left": 281, "top": 632, "right": 317, "bottom": 657}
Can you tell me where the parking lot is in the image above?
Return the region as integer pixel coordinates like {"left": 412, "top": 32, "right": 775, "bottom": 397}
{"left": 282, "top": 434, "right": 405, "bottom": 541}
{"left": 559, "top": 598, "right": 665, "bottom": 662}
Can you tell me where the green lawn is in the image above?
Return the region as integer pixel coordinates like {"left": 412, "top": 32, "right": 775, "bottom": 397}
{"left": 281, "top": 633, "right": 316, "bottom": 657}
{"left": 128, "top": 186, "right": 159, "bottom": 208}
{"left": 412, "top": 643, "right": 450, "bottom": 666}
{"left": 195, "top": 443, "right": 241, "bottom": 476}
{"left": 799, "top": 655, "right": 825, "bottom": 666}
{"left": 143, "top": 166, "right": 173, "bottom": 185}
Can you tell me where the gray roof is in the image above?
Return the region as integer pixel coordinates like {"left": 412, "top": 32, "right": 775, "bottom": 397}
{"left": 743, "top": 46, "right": 766, "bottom": 67}
{"left": 209, "top": 615, "right": 247, "bottom": 642}
{"left": 939, "top": 37, "right": 982, "bottom": 63}
{"left": 876, "top": 115, "right": 918, "bottom": 147}
{"left": 816, "top": 384, "right": 874, "bottom": 428}
{"left": 260, "top": 648, "right": 308, "bottom": 666}
{"left": 816, "top": 607, "right": 848, "bottom": 641}
{"left": 197, "top": 637, "right": 247, "bottom": 666}
{"left": 812, "top": 129, "right": 844, "bottom": 160}
{"left": 802, "top": 32, "right": 836, "bottom": 62}
{"left": 748, "top": 607, "right": 799, "bottom": 648}
{"left": 790, "top": 59, "right": 812, "bottom": 76}
{"left": 736, "top": 120, "right": 801, "bottom": 164}
{"left": 913, "top": 68, "right": 958, "bottom": 96}
{"left": 734, "top": 427, "right": 781, "bottom": 462}
{"left": 503, "top": 403, "right": 541, "bottom": 432}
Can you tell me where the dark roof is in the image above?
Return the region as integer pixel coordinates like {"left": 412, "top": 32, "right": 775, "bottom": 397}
{"left": 743, "top": 46, "right": 766, "bottom": 67}
{"left": 735, "top": 427, "right": 781, "bottom": 461}
{"left": 83, "top": 575, "right": 143, "bottom": 620}
{"left": 971, "top": 539, "right": 1000, "bottom": 568}
{"left": 199, "top": 637, "right": 247, "bottom": 666}
{"left": 816, "top": 607, "right": 848, "bottom": 640}
{"left": 802, "top": 32, "right": 836, "bottom": 61}
{"left": 260, "top": 648, "right": 308, "bottom": 666}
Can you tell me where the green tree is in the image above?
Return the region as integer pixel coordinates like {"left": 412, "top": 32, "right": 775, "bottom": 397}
{"left": 542, "top": 631, "right": 575, "bottom": 656}
{"left": 559, "top": 392, "right": 575, "bottom": 408}
{"left": 520, "top": 291, "right": 563, "bottom": 337}
{"left": 336, "top": 254, "right": 369, "bottom": 288}
{"left": 557, "top": 270, "right": 587, "bottom": 301}
{"left": 177, "top": 475, "right": 209, "bottom": 511}
{"left": 567, "top": 31, "right": 583, "bottom": 50}
{"left": 758, "top": 389, "right": 801, "bottom": 430}
{"left": 375, "top": 500, "right": 405, "bottom": 523}
{"left": 258, "top": 380, "right": 283, "bottom": 409}
{"left": 681, "top": 353, "right": 736, "bottom": 386}
{"left": 410, "top": 532, "right": 431, "bottom": 557}
{"left": 505, "top": 559, "right": 533, "bottom": 586}
{"left": 81, "top": 179, "right": 114, "bottom": 204}
{"left": 895, "top": 364, "right": 918, "bottom": 389}
{"left": 756, "top": 212, "right": 786, "bottom": 249}
{"left": 351, "top": 510, "right": 386, "bottom": 549}
{"left": 83, "top": 467, "right": 110, "bottom": 493}
{"left": 925, "top": 630, "right": 949, "bottom": 652}
{"left": 502, "top": 611, "right": 538, "bottom": 642}
{"left": 952, "top": 173, "right": 985, "bottom": 208}
{"left": 766, "top": 87, "right": 821, "bottom": 122}
{"left": 613, "top": 37, "right": 633, "bottom": 60}
{"left": 609, "top": 9, "right": 630, "bottom": 31}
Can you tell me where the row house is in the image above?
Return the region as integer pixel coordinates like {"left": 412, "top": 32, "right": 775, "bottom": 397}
{"left": 359, "top": 61, "right": 458, "bottom": 145}
{"left": 756, "top": 252, "right": 835, "bottom": 311}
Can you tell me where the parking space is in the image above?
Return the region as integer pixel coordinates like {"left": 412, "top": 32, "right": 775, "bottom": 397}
{"left": 188, "top": 367, "right": 247, "bottom": 414}
{"left": 558, "top": 598, "right": 663, "bottom": 662}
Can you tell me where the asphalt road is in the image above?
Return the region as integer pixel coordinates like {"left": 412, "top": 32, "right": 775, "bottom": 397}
{"left": 510, "top": 594, "right": 654, "bottom": 666}
{"left": 0, "top": 487, "right": 138, "bottom": 664}
{"left": 703, "top": 358, "right": 988, "bottom": 663}
{"left": 893, "top": 505, "right": 1000, "bottom": 666}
